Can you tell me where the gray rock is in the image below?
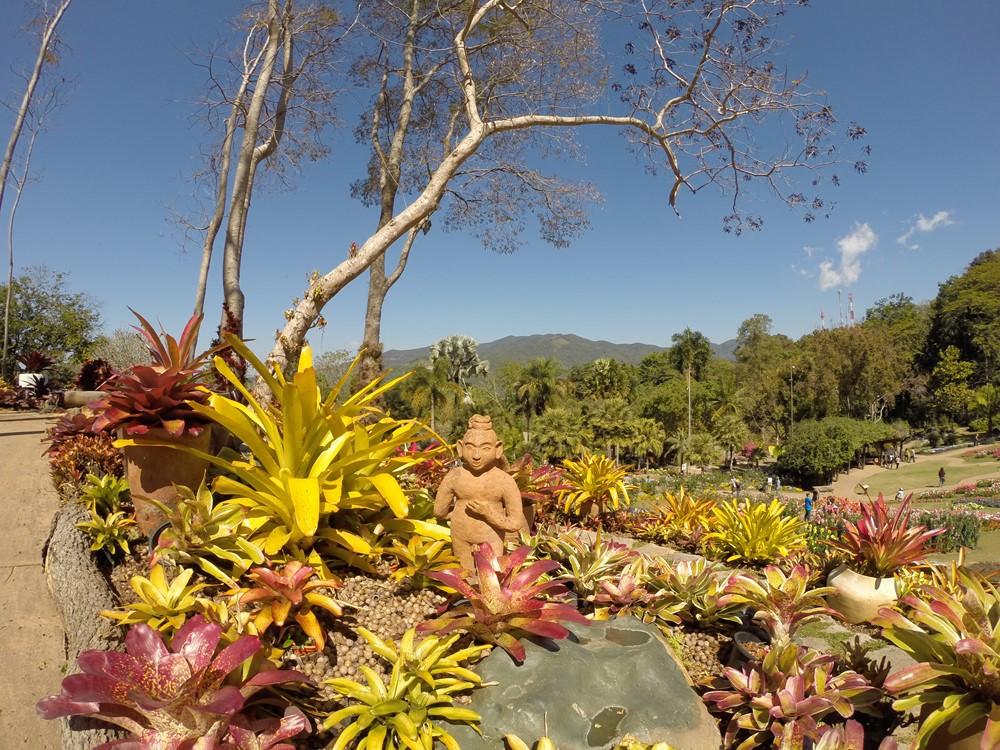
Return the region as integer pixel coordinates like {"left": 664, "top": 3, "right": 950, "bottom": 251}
{"left": 446, "top": 616, "right": 721, "bottom": 750}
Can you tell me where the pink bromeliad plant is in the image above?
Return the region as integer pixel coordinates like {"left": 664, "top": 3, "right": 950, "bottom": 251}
{"left": 419, "top": 544, "right": 590, "bottom": 663}
{"left": 36, "top": 615, "right": 310, "bottom": 749}
{"left": 829, "top": 494, "right": 944, "bottom": 577}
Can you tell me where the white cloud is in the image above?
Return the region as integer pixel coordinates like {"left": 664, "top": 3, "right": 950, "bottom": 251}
{"left": 897, "top": 210, "right": 955, "bottom": 248}
{"left": 818, "top": 223, "right": 877, "bottom": 291}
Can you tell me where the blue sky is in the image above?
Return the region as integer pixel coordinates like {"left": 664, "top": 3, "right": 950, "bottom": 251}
{"left": 2, "top": 1, "right": 998, "bottom": 360}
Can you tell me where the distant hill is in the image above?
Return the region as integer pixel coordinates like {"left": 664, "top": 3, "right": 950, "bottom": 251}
{"left": 382, "top": 333, "right": 737, "bottom": 372}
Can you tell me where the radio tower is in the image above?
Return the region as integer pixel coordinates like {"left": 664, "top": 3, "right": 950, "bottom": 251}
{"left": 849, "top": 292, "right": 856, "bottom": 327}
{"left": 838, "top": 290, "right": 845, "bottom": 327}
{"left": 819, "top": 310, "right": 826, "bottom": 329}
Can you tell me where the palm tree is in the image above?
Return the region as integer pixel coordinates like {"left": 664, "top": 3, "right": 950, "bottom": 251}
{"left": 513, "top": 357, "right": 561, "bottom": 442}
{"left": 687, "top": 431, "right": 719, "bottom": 470}
{"left": 712, "top": 412, "right": 749, "bottom": 470}
{"left": 407, "top": 358, "right": 462, "bottom": 432}
{"left": 585, "top": 397, "right": 636, "bottom": 464}
{"left": 670, "top": 328, "right": 712, "bottom": 438}
{"left": 630, "top": 418, "right": 666, "bottom": 469}
{"left": 664, "top": 428, "right": 691, "bottom": 471}
{"left": 532, "top": 407, "right": 590, "bottom": 464}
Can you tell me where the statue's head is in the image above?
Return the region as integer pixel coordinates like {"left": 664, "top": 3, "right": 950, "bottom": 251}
{"left": 457, "top": 414, "right": 504, "bottom": 475}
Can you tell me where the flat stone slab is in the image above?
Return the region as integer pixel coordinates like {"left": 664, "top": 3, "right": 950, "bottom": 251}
{"left": 447, "top": 616, "right": 721, "bottom": 750}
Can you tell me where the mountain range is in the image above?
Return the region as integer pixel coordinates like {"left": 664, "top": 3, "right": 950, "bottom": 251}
{"left": 382, "top": 333, "right": 737, "bottom": 372}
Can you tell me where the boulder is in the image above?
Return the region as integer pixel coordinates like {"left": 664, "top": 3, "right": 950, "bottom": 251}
{"left": 446, "top": 616, "right": 721, "bottom": 750}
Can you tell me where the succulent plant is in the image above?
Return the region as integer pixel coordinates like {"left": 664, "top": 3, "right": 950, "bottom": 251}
{"left": 507, "top": 453, "right": 570, "bottom": 520}
{"left": 420, "top": 544, "right": 590, "bottom": 663}
{"left": 829, "top": 494, "right": 944, "bottom": 577}
{"left": 92, "top": 364, "right": 212, "bottom": 437}
{"left": 75, "top": 357, "right": 116, "bottom": 390}
{"left": 43, "top": 410, "right": 104, "bottom": 456}
{"left": 646, "top": 557, "right": 744, "bottom": 627}
{"left": 653, "top": 488, "right": 717, "bottom": 549}
{"left": 102, "top": 564, "right": 217, "bottom": 634}
{"left": 36, "top": 615, "right": 310, "bottom": 748}
{"left": 591, "top": 573, "right": 661, "bottom": 621}
{"left": 703, "top": 643, "right": 881, "bottom": 750}
{"left": 558, "top": 449, "right": 634, "bottom": 517}
{"left": 130, "top": 308, "right": 226, "bottom": 373}
{"left": 387, "top": 533, "right": 459, "bottom": 587}
{"left": 536, "top": 528, "right": 639, "bottom": 600}
{"left": 142, "top": 335, "right": 436, "bottom": 565}
{"left": 76, "top": 508, "right": 135, "bottom": 558}
{"left": 721, "top": 565, "right": 841, "bottom": 649}
{"left": 323, "top": 627, "right": 487, "bottom": 750}
{"left": 17, "top": 349, "right": 55, "bottom": 371}
{"left": 78, "top": 472, "right": 129, "bottom": 514}
{"left": 234, "top": 560, "right": 344, "bottom": 652}
{"left": 703, "top": 498, "right": 808, "bottom": 565}
{"left": 876, "top": 565, "right": 1000, "bottom": 749}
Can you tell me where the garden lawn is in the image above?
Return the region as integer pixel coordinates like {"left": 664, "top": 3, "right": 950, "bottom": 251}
{"left": 837, "top": 443, "right": 1000, "bottom": 500}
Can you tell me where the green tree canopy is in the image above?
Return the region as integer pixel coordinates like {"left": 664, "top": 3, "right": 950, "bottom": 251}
{"left": 1, "top": 265, "right": 101, "bottom": 380}
{"left": 924, "top": 248, "right": 1000, "bottom": 383}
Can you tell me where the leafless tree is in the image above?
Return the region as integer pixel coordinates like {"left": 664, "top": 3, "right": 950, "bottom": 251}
{"left": 254, "top": 0, "right": 866, "bottom": 400}
{"left": 348, "top": 0, "right": 601, "bottom": 386}
{"left": 184, "top": 0, "right": 343, "bottom": 339}
{"left": 1, "top": 0, "right": 73, "bottom": 380}
{"left": 2, "top": 78, "right": 72, "bottom": 379}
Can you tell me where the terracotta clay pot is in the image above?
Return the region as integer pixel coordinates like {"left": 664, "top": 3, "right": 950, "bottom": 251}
{"left": 825, "top": 564, "right": 898, "bottom": 624}
{"left": 120, "top": 426, "right": 211, "bottom": 535}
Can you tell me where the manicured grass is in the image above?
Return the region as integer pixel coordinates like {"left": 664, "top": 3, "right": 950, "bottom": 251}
{"left": 928, "top": 527, "right": 1000, "bottom": 566}
{"left": 837, "top": 443, "right": 1000, "bottom": 500}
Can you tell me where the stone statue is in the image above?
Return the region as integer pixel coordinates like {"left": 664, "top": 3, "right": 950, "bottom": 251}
{"left": 434, "top": 414, "right": 528, "bottom": 570}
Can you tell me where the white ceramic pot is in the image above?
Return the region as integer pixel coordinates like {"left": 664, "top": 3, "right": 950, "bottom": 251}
{"left": 825, "top": 564, "right": 898, "bottom": 624}
{"left": 17, "top": 372, "right": 49, "bottom": 389}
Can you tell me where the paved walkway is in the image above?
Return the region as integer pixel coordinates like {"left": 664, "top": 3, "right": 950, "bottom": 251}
{"left": 0, "top": 413, "right": 64, "bottom": 749}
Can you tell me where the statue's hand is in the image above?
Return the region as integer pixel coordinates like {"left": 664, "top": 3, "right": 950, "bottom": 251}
{"left": 466, "top": 499, "right": 494, "bottom": 520}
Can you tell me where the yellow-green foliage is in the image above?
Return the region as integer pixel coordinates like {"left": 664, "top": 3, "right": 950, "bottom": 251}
{"left": 102, "top": 564, "right": 218, "bottom": 634}
{"left": 559, "top": 450, "right": 634, "bottom": 517}
{"left": 646, "top": 558, "right": 743, "bottom": 627}
{"left": 78, "top": 473, "right": 129, "bottom": 514}
{"left": 75, "top": 508, "right": 134, "bottom": 557}
{"left": 655, "top": 488, "right": 716, "bottom": 546}
{"left": 703, "top": 499, "right": 807, "bottom": 564}
{"left": 149, "top": 482, "right": 265, "bottom": 586}
{"left": 323, "top": 627, "right": 487, "bottom": 750}
{"left": 119, "top": 335, "right": 446, "bottom": 568}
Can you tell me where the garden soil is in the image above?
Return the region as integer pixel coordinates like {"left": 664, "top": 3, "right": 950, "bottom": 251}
{"left": 0, "top": 413, "right": 64, "bottom": 749}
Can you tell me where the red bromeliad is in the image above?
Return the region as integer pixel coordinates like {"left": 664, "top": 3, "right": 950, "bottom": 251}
{"left": 829, "top": 494, "right": 944, "bottom": 577}
{"left": 419, "top": 544, "right": 589, "bottom": 663}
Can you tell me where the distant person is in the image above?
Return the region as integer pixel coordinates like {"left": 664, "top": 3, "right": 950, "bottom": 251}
{"left": 731, "top": 475, "right": 742, "bottom": 498}
{"left": 776, "top": 477, "right": 782, "bottom": 494}
{"left": 938, "top": 466, "right": 946, "bottom": 487}
{"left": 804, "top": 492, "right": 813, "bottom": 521}
{"left": 895, "top": 487, "right": 905, "bottom": 501}
{"left": 767, "top": 476, "right": 773, "bottom": 493}
{"left": 894, "top": 454, "right": 901, "bottom": 470}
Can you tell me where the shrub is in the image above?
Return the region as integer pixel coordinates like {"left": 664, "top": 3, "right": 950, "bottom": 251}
{"left": 75, "top": 358, "right": 116, "bottom": 390}
{"left": 913, "top": 507, "right": 980, "bottom": 552}
{"left": 49, "top": 433, "right": 124, "bottom": 493}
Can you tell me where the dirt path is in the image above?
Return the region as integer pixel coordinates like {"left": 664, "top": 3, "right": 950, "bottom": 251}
{"left": 0, "top": 413, "right": 64, "bottom": 749}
